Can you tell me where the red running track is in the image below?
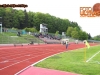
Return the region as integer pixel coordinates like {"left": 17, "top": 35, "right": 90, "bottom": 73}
{"left": 0, "top": 43, "right": 98, "bottom": 75}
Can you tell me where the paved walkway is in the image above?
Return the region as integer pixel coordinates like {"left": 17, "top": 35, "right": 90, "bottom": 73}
{"left": 17, "top": 66, "right": 81, "bottom": 75}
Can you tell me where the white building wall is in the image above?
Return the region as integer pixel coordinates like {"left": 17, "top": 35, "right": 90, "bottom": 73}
{"left": 40, "top": 24, "right": 48, "bottom": 33}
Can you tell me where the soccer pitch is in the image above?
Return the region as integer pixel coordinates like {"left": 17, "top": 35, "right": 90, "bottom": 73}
{"left": 34, "top": 45, "right": 100, "bottom": 75}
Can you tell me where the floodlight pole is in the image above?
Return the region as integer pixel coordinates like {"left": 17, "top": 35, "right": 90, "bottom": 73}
{"left": 0, "top": 17, "right": 2, "bottom": 33}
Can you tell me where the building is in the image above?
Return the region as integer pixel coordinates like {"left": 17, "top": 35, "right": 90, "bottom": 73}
{"left": 39, "top": 23, "right": 48, "bottom": 33}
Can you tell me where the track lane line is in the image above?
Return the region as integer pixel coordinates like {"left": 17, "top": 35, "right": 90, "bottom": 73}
{"left": 0, "top": 50, "right": 63, "bottom": 70}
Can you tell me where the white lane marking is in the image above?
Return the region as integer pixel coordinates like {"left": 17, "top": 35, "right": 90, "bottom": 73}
{"left": 0, "top": 60, "right": 9, "bottom": 63}
{"left": 14, "top": 51, "right": 65, "bottom": 75}
{"left": 0, "top": 50, "right": 61, "bottom": 70}
{"left": 0, "top": 44, "right": 61, "bottom": 50}
{"left": 25, "top": 55, "right": 31, "bottom": 56}
{"left": 86, "top": 50, "right": 100, "bottom": 62}
{"left": 0, "top": 55, "right": 32, "bottom": 63}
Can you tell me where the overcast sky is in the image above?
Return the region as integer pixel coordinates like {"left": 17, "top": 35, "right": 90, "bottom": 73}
{"left": 1, "top": 0, "right": 100, "bottom": 37}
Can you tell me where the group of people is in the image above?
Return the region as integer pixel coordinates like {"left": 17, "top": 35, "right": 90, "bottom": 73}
{"left": 64, "top": 40, "right": 89, "bottom": 51}
{"left": 61, "top": 39, "right": 79, "bottom": 50}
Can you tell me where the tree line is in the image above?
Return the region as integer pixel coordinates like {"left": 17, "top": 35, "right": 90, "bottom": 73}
{"left": 0, "top": 7, "right": 91, "bottom": 40}
{"left": 66, "top": 27, "right": 92, "bottom": 40}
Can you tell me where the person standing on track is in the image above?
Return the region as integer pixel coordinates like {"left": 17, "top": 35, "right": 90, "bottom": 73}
{"left": 65, "top": 40, "right": 69, "bottom": 50}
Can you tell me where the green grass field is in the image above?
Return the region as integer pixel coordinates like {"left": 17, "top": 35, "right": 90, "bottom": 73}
{"left": 0, "top": 32, "right": 44, "bottom": 44}
{"left": 34, "top": 45, "right": 100, "bottom": 75}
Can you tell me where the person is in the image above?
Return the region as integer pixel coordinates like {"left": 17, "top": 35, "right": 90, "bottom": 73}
{"left": 28, "top": 41, "right": 34, "bottom": 45}
{"left": 75, "top": 40, "right": 78, "bottom": 44}
{"left": 65, "top": 40, "right": 69, "bottom": 50}
{"left": 29, "top": 32, "right": 31, "bottom": 35}
{"left": 17, "top": 31, "right": 20, "bottom": 36}
{"left": 83, "top": 40, "right": 86, "bottom": 44}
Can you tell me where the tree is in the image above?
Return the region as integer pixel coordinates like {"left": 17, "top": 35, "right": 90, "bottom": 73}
{"left": 55, "top": 31, "right": 59, "bottom": 35}
{"left": 0, "top": 7, "right": 84, "bottom": 35}
{"left": 71, "top": 31, "right": 79, "bottom": 39}
{"left": 93, "top": 35, "right": 100, "bottom": 41}
{"left": 66, "top": 27, "right": 74, "bottom": 37}
{"left": 30, "top": 28, "right": 37, "bottom": 32}
{"left": 24, "top": 9, "right": 28, "bottom": 28}
{"left": 24, "top": 27, "right": 37, "bottom": 32}
{"left": 3, "top": 8, "right": 13, "bottom": 28}
{"left": 27, "top": 11, "right": 35, "bottom": 27}
{"left": 79, "top": 31, "right": 88, "bottom": 40}
{"left": 88, "top": 33, "right": 92, "bottom": 39}
{"left": 16, "top": 10, "right": 25, "bottom": 29}
{"left": 74, "top": 27, "right": 80, "bottom": 31}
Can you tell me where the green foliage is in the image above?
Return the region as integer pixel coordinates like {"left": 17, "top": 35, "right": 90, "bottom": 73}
{"left": 66, "top": 27, "right": 88, "bottom": 40}
{"left": 88, "top": 33, "right": 92, "bottom": 39}
{"left": 66, "top": 27, "right": 73, "bottom": 36}
{"left": 0, "top": 7, "right": 81, "bottom": 34}
{"left": 66, "top": 26, "right": 88, "bottom": 40}
{"left": 12, "top": 27, "right": 18, "bottom": 30}
{"left": 30, "top": 28, "right": 37, "bottom": 32}
{"left": 0, "top": 7, "right": 90, "bottom": 39}
{"left": 55, "top": 31, "right": 59, "bottom": 35}
{"left": 24, "top": 27, "right": 37, "bottom": 32}
{"left": 79, "top": 31, "right": 88, "bottom": 40}
{"left": 24, "top": 27, "right": 29, "bottom": 32}
{"left": 71, "top": 27, "right": 80, "bottom": 39}
{"left": 71, "top": 31, "right": 79, "bottom": 39}
{"left": 0, "top": 32, "right": 44, "bottom": 44}
{"left": 74, "top": 27, "right": 80, "bottom": 31}
{"left": 93, "top": 35, "right": 100, "bottom": 41}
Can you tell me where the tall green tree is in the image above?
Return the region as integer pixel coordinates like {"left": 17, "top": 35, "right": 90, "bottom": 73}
{"left": 55, "top": 31, "right": 59, "bottom": 35}
{"left": 66, "top": 27, "right": 74, "bottom": 37}
{"left": 79, "top": 31, "right": 88, "bottom": 40}
{"left": 71, "top": 31, "right": 79, "bottom": 39}
{"left": 24, "top": 9, "right": 28, "bottom": 28}
{"left": 93, "top": 35, "right": 100, "bottom": 41}
{"left": 16, "top": 10, "right": 25, "bottom": 29}
{"left": 27, "top": 11, "right": 35, "bottom": 27}
{"left": 3, "top": 8, "right": 13, "bottom": 27}
{"left": 88, "top": 33, "right": 92, "bottom": 39}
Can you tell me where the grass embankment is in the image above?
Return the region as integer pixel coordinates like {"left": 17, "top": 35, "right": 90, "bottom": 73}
{"left": 0, "top": 32, "right": 44, "bottom": 44}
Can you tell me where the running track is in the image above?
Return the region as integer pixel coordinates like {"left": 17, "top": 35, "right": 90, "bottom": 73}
{"left": 0, "top": 43, "right": 98, "bottom": 75}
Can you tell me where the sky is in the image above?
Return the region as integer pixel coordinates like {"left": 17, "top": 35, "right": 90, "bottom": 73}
{"left": 1, "top": 0, "right": 100, "bottom": 37}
